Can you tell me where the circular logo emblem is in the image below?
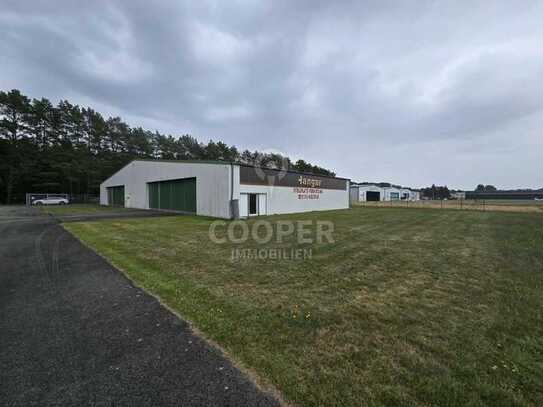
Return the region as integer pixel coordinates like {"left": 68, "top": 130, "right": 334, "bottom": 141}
{"left": 253, "top": 148, "right": 289, "bottom": 186}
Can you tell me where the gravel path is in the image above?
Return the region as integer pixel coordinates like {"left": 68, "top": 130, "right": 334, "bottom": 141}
{"left": 0, "top": 206, "right": 279, "bottom": 406}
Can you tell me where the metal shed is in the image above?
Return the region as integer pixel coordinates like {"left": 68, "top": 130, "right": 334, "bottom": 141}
{"left": 357, "top": 184, "right": 385, "bottom": 201}
{"left": 100, "top": 160, "right": 350, "bottom": 218}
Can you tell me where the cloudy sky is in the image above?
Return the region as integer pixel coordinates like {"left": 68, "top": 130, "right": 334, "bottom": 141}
{"left": 2, "top": 1, "right": 542, "bottom": 189}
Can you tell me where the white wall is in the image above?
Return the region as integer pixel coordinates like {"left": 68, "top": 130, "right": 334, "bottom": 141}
{"left": 100, "top": 161, "right": 232, "bottom": 218}
{"left": 237, "top": 183, "right": 349, "bottom": 216}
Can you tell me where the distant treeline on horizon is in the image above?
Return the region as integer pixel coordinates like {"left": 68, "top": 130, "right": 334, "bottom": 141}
{"left": 0, "top": 89, "right": 335, "bottom": 204}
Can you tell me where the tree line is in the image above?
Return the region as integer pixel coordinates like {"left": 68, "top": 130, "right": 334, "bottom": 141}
{"left": 475, "top": 184, "right": 497, "bottom": 193}
{"left": 0, "top": 89, "right": 335, "bottom": 204}
{"left": 419, "top": 184, "right": 535, "bottom": 200}
{"left": 420, "top": 184, "right": 493, "bottom": 199}
{"left": 420, "top": 184, "right": 451, "bottom": 200}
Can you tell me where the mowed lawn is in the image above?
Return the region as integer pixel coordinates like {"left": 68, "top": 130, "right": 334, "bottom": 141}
{"left": 65, "top": 207, "right": 543, "bottom": 406}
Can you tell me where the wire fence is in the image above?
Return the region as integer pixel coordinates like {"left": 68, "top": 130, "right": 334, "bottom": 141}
{"left": 354, "top": 199, "right": 543, "bottom": 213}
{"left": 26, "top": 193, "right": 99, "bottom": 206}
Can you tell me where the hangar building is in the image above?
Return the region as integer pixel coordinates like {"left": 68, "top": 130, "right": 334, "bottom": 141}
{"left": 350, "top": 183, "right": 420, "bottom": 202}
{"left": 357, "top": 184, "right": 384, "bottom": 201}
{"left": 100, "top": 160, "right": 350, "bottom": 219}
{"left": 384, "top": 187, "right": 401, "bottom": 201}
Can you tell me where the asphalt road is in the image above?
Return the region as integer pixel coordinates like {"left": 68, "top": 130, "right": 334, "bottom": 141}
{"left": 0, "top": 206, "right": 280, "bottom": 407}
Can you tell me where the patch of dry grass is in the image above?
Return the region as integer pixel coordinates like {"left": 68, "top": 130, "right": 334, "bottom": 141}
{"left": 40, "top": 203, "right": 131, "bottom": 215}
{"left": 357, "top": 200, "right": 543, "bottom": 213}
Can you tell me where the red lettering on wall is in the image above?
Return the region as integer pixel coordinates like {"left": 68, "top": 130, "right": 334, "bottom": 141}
{"left": 294, "top": 187, "right": 322, "bottom": 199}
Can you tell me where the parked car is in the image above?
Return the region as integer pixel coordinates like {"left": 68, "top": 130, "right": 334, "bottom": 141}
{"left": 32, "top": 197, "right": 69, "bottom": 205}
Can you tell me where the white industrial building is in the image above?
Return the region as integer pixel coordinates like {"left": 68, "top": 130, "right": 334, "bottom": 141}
{"left": 350, "top": 183, "right": 420, "bottom": 202}
{"left": 409, "top": 190, "right": 421, "bottom": 201}
{"left": 351, "top": 184, "right": 385, "bottom": 202}
{"left": 383, "top": 187, "right": 401, "bottom": 201}
{"left": 400, "top": 188, "right": 411, "bottom": 200}
{"left": 100, "top": 160, "right": 350, "bottom": 219}
{"left": 451, "top": 191, "right": 466, "bottom": 200}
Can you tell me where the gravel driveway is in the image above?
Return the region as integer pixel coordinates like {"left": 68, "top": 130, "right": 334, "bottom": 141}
{"left": 0, "top": 206, "right": 279, "bottom": 406}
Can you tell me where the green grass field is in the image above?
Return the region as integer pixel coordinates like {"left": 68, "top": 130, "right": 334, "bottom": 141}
{"left": 40, "top": 203, "right": 129, "bottom": 215}
{"left": 65, "top": 207, "right": 543, "bottom": 406}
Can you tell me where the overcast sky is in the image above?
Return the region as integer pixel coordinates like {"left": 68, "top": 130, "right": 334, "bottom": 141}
{"left": 2, "top": 1, "right": 542, "bottom": 189}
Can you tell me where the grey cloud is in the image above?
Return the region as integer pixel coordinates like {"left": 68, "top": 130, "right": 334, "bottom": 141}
{"left": 1, "top": 0, "right": 542, "bottom": 189}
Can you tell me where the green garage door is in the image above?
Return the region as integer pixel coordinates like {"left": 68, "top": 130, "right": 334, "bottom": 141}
{"left": 148, "top": 182, "right": 159, "bottom": 209}
{"left": 148, "top": 178, "right": 196, "bottom": 213}
{"left": 107, "top": 185, "right": 125, "bottom": 206}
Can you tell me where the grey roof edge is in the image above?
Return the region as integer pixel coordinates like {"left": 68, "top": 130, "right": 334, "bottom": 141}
{"left": 131, "top": 159, "right": 351, "bottom": 181}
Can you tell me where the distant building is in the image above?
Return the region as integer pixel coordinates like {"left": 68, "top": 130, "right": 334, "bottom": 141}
{"left": 409, "top": 190, "right": 420, "bottom": 201}
{"left": 400, "top": 188, "right": 411, "bottom": 200}
{"left": 358, "top": 184, "right": 385, "bottom": 201}
{"left": 350, "top": 183, "right": 420, "bottom": 202}
{"left": 451, "top": 191, "right": 466, "bottom": 200}
{"left": 384, "top": 187, "right": 401, "bottom": 201}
